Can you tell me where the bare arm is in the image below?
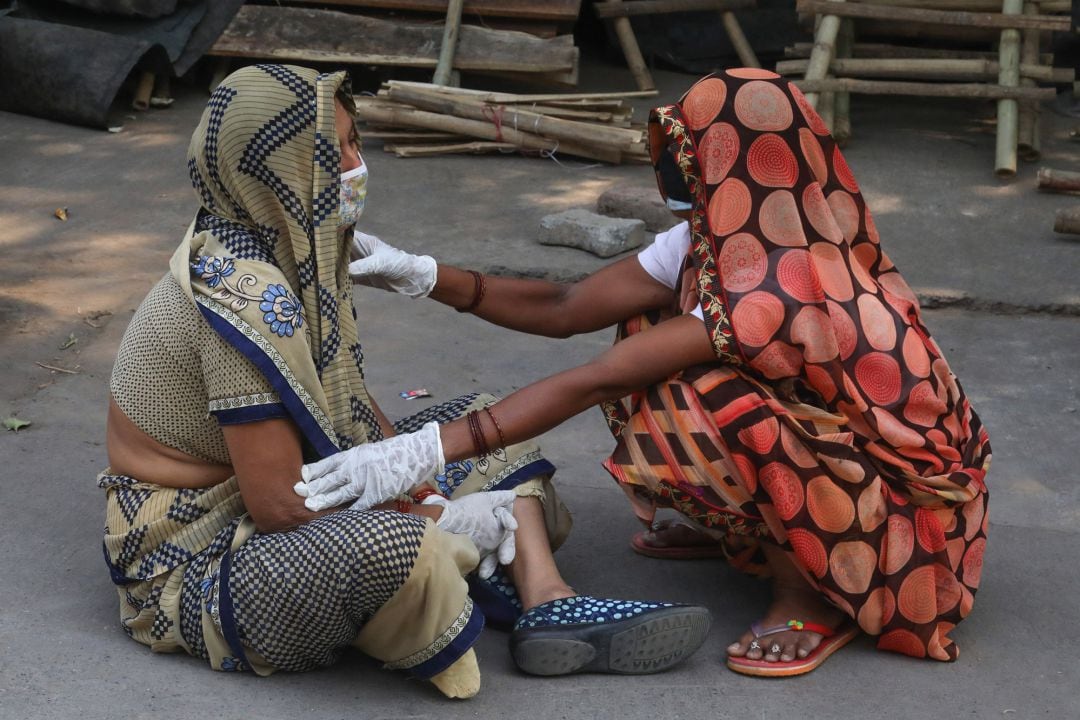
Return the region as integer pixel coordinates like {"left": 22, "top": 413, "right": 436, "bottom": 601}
{"left": 429, "top": 255, "right": 674, "bottom": 339}
{"left": 438, "top": 313, "right": 717, "bottom": 462}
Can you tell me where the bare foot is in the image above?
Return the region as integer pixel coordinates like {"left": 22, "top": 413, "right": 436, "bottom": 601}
{"left": 726, "top": 543, "right": 846, "bottom": 664}
{"left": 637, "top": 519, "right": 721, "bottom": 550}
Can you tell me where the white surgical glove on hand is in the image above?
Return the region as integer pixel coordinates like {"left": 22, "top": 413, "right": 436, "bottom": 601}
{"left": 294, "top": 421, "right": 445, "bottom": 512}
{"left": 424, "top": 491, "right": 519, "bottom": 579}
{"left": 349, "top": 229, "right": 437, "bottom": 298}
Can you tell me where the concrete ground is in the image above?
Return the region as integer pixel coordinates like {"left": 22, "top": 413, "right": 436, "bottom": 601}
{"left": 1, "top": 53, "right": 1078, "bottom": 719}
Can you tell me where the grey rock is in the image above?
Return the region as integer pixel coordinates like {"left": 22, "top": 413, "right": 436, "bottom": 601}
{"left": 538, "top": 208, "right": 645, "bottom": 258}
{"left": 596, "top": 185, "right": 678, "bottom": 233}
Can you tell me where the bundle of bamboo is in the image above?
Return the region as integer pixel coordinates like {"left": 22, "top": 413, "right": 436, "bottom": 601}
{"left": 781, "top": 0, "right": 1074, "bottom": 176}
{"left": 352, "top": 81, "right": 655, "bottom": 164}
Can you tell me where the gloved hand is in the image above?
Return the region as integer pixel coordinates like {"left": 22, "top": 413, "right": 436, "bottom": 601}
{"left": 349, "top": 230, "right": 437, "bottom": 298}
{"left": 294, "top": 421, "right": 444, "bottom": 512}
{"left": 424, "top": 491, "right": 518, "bottom": 578}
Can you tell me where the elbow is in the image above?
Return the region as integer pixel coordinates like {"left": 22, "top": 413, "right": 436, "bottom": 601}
{"left": 249, "top": 502, "right": 312, "bottom": 534}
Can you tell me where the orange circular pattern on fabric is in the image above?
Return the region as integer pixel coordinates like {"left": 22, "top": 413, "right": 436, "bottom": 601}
{"left": 777, "top": 250, "right": 825, "bottom": 304}
{"left": 855, "top": 352, "right": 901, "bottom": 406}
{"left": 878, "top": 629, "right": 926, "bottom": 658}
{"left": 781, "top": 425, "right": 819, "bottom": 469}
{"left": 882, "top": 514, "right": 914, "bottom": 575}
{"left": 810, "top": 243, "right": 854, "bottom": 301}
{"left": 759, "top": 190, "right": 808, "bottom": 247}
{"left": 747, "top": 134, "right": 800, "bottom": 188}
{"left": 946, "top": 537, "right": 966, "bottom": 571}
{"left": 829, "top": 541, "right": 877, "bottom": 595}
{"left": 825, "top": 300, "right": 857, "bottom": 360}
{"left": 857, "top": 476, "right": 887, "bottom": 532}
{"left": 802, "top": 183, "right": 843, "bottom": 244}
{"left": 822, "top": 454, "right": 865, "bottom": 484}
{"left": 928, "top": 621, "right": 957, "bottom": 662}
{"left": 915, "top": 507, "right": 947, "bottom": 553}
{"left": 750, "top": 340, "right": 804, "bottom": 379}
{"left": 904, "top": 380, "right": 946, "bottom": 428}
{"left": 960, "top": 585, "right": 975, "bottom": 618}
{"left": 708, "top": 177, "right": 752, "bottom": 235}
{"left": 962, "top": 497, "right": 984, "bottom": 542}
{"left": 857, "top": 293, "right": 897, "bottom": 352}
{"left": 872, "top": 407, "right": 927, "bottom": 452}
{"left": 827, "top": 190, "right": 860, "bottom": 243}
{"left": 759, "top": 461, "right": 805, "bottom": 520}
{"left": 718, "top": 232, "right": 767, "bottom": 292}
{"left": 833, "top": 145, "right": 860, "bottom": 193}
{"left": 878, "top": 272, "right": 919, "bottom": 307}
{"left": 963, "top": 538, "right": 985, "bottom": 589}
{"left": 682, "top": 77, "right": 728, "bottom": 130}
{"left": 787, "top": 528, "right": 828, "bottom": 578}
{"left": 807, "top": 476, "right": 855, "bottom": 533}
{"left": 933, "top": 563, "right": 962, "bottom": 615}
{"left": 727, "top": 68, "right": 781, "bottom": 80}
{"left": 799, "top": 128, "right": 828, "bottom": 185}
{"left": 788, "top": 82, "right": 829, "bottom": 136}
{"left": 842, "top": 372, "right": 869, "bottom": 413}
{"left": 865, "top": 207, "right": 881, "bottom": 244}
{"left": 698, "top": 122, "right": 740, "bottom": 185}
{"left": 858, "top": 586, "right": 896, "bottom": 635}
{"left": 902, "top": 328, "right": 931, "bottom": 378}
{"left": 805, "top": 363, "right": 837, "bottom": 402}
{"left": 731, "top": 291, "right": 786, "bottom": 347}
{"left": 851, "top": 244, "right": 879, "bottom": 293}
{"left": 732, "top": 452, "right": 758, "bottom": 493}
{"left": 737, "top": 416, "right": 780, "bottom": 455}
{"left": 734, "top": 81, "right": 793, "bottom": 131}
{"left": 790, "top": 306, "right": 839, "bottom": 363}
{"left": 897, "top": 565, "right": 938, "bottom": 624}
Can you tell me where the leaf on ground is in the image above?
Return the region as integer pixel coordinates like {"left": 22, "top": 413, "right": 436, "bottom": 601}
{"left": 3, "top": 417, "right": 31, "bottom": 432}
{"left": 54, "top": 207, "right": 68, "bottom": 221}
{"left": 60, "top": 333, "right": 78, "bottom": 350}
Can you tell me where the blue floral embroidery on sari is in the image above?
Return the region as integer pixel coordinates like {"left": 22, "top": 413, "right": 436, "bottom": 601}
{"left": 436, "top": 459, "right": 473, "bottom": 497}
{"left": 260, "top": 283, "right": 304, "bottom": 337}
{"left": 192, "top": 256, "right": 236, "bottom": 289}
{"left": 220, "top": 656, "right": 246, "bottom": 672}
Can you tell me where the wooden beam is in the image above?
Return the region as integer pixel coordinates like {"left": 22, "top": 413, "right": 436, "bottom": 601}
{"left": 593, "top": 0, "right": 752, "bottom": 18}
{"left": 803, "top": 0, "right": 844, "bottom": 109}
{"left": 776, "top": 57, "right": 1073, "bottom": 83}
{"left": 599, "top": 1, "right": 656, "bottom": 91}
{"left": 286, "top": 0, "right": 583, "bottom": 22}
{"left": 433, "top": 0, "right": 465, "bottom": 86}
{"left": 795, "top": 0, "right": 1070, "bottom": 31}
{"left": 792, "top": 78, "right": 1055, "bottom": 101}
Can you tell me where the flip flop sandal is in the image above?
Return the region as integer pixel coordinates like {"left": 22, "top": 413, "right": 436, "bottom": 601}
{"left": 510, "top": 595, "right": 712, "bottom": 676}
{"left": 630, "top": 519, "right": 728, "bottom": 560}
{"left": 726, "top": 619, "right": 860, "bottom": 678}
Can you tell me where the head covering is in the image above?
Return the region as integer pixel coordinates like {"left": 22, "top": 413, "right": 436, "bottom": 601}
{"left": 170, "top": 64, "right": 379, "bottom": 458}
{"left": 648, "top": 69, "right": 989, "bottom": 504}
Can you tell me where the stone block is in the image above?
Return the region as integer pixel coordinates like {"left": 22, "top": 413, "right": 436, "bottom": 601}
{"left": 596, "top": 185, "right": 678, "bottom": 233}
{"left": 538, "top": 208, "right": 645, "bottom": 258}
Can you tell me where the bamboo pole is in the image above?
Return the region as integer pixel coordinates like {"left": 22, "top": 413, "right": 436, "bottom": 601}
{"left": 833, "top": 18, "right": 853, "bottom": 144}
{"left": 132, "top": 72, "right": 155, "bottom": 111}
{"left": 792, "top": 77, "right": 1053, "bottom": 100}
{"left": 844, "top": 0, "right": 1068, "bottom": 11}
{"left": 995, "top": 0, "right": 1023, "bottom": 178}
{"left": 353, "top": 99, "right": 623, "bottom": 163}
{"left": 601, "top": 0, "right": 656, "bottom": 91}
{"left": 1053, "top": 206, "right": 1080, "bottom": 235}
{"left": 803, "top": 0, "right": 845, "bottom": 109}
{"left": 720, "top": 10, "right": 761, "bottom": 69}
{"left": 385, "top": 84, "right": 644, "bottom": 149}
{"left": 383, "top": 81, "right": 658, "bottom": 104}
{"left": 785, "top": 41, "right": 1054, "bottom": 63}
{"left": 1017, "top": 1, "right": 1041, "bottom": 162}
{"left": 594, "top": 0, "right": 754, "bottom": 16}
{"left": 775, "top": 57, "right": 1072, "bottom": 83}
{"left": 432, "top": 0, "right": 465, "bottom": 87}
{"left": 1037, "top": 168, "right": 1080, "bottom": 193}
{"left": 386, "top": 141, "right": 516, "bottom": 157}
{"left": 795, "top": 0, "right": 1069, "bottom": 31}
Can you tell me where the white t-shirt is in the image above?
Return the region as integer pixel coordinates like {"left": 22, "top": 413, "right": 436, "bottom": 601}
{"left": 636, "top": 221, "right": 705, "bottom": 321}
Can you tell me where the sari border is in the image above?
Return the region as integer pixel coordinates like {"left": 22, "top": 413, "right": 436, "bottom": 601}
{"left": 384, "top": 596, "right": 484, "bottom": 678}
{"left": 195, "top": 296, "right": 340, "bottom": 457}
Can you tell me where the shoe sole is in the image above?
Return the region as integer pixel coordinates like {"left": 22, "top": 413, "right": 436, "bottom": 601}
{"left": 510, "top": 606, "right": 711, "bottom": 676}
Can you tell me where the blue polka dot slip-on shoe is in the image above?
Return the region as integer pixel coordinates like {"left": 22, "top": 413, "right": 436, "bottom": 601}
{"left": 466, "top": 567, "right": 523, "bottom": 632}
{"left": 509, "top": 595, "right": 711, "bottom": 676}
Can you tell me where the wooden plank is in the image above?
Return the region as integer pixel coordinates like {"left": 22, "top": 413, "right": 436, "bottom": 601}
{"left": 837, "top": 0, "right": 1068, "bottom": 11}
{"left": 593, "top": 0, "right": 753, "bottom": 18}
{"left": 383, "top": 80, "right": 656, "bottom": 103}
{"left": 793, "top": 77, "right": 1055, "bottom": 101}
{"left": 795, "top": 0, "right": 1070, "bottom": 32}
{"left": 210, "top": 6, "right": 577, "bottom": 73}
{"left": 385, "top": 141, "right": 517, "bottom": 156}
{"left": 776, "top": 58, "right": 1073, "bottom": 83}
{"left": 285, "top": 0, "right": 582, "bottom": 22}
{"left": 785, "top": 42, "right": 1053, "bottom": 64}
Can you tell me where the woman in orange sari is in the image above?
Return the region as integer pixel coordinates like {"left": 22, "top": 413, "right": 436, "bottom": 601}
{"left": 300, "top": 69, "right": 991, "bottom": 677}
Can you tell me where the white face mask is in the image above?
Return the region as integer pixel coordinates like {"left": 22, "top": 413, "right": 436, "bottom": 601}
{"left": 666, "top": 197, "right": 693, "bottom": 212}
{"left": 339, "top": 160, "right": 368, "bottom": 229}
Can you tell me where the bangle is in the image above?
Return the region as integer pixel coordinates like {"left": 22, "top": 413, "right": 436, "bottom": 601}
{"left": 456, "top": 270, "right": 487, "bottom": 313}
{"left": 466, "top": 410, "right": 490, "bottom": 459}
{"left": 411, "top": 486, "right": 443, "bottom": 504}
{"left": 394, "top": 498, "right": 413, "bottom": 514}
{"left": 483, "top": 406, "right": 507, "bottom": 450}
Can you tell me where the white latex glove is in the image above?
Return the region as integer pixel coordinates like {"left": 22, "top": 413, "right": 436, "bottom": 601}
{"left": 349, "top": 229, "right": 437, "bottom": 298}
{"left": 424, "top": 491, "right": 519, "bottom": 579}
{"left": 294, "top": 422, "right": 444, "bottom": 512}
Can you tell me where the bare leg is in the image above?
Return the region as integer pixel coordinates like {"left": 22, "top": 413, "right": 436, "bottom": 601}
{"left": 506, "top": 496, "right": 574, "bottom": 610}
{"left": 726, "top": 542, "right": 845, "bottom": 663}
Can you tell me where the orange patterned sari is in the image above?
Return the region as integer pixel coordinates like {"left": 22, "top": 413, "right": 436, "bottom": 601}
{"left": 602, "top": 69, "right": 990, "bottom": 662}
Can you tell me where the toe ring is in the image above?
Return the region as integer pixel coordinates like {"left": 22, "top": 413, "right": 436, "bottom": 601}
{"left": 749, "top": 640, "right": 761, "bottom": 651}
{"left": 769, "top": 643, "right": 782, "bottom": 655}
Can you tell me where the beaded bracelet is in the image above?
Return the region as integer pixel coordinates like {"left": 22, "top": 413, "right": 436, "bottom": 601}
{"left": 394, "top": 498, "right": 413, "bottom": 514}
{"left": 411, "top": 486, "right": 443, "bottom": 504}
{"left": 456, "top": 270, "right": 487, "bottom": 313}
